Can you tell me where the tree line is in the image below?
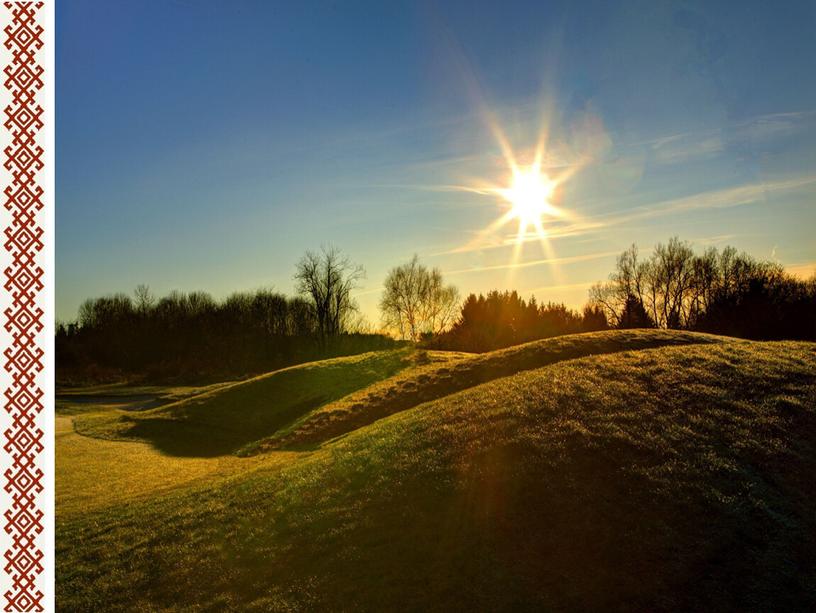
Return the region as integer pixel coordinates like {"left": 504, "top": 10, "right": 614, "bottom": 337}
{"left": 57, "top": 247, "right": 394, "bottom": 382}
{"left": 589, "top": 237, "right": 816, "bottom": 340}
{"left": 422, "top": 238, "right": 814, "bottom": 352}
{"left": 422, "top": 292, "right": 608, "bottom": 352}
{"left": 58, "top": 237, "right": 815, "bottom": 382}
{"left": 394, "top": 238, "right": 814, "bottom": 352}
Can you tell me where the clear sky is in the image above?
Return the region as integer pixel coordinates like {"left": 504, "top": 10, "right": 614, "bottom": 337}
{"left": 57, "top": 0, "right": 816, "bottom": 326}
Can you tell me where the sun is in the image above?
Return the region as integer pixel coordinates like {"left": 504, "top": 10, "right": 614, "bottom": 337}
{"left": 499, "top": 166, "right": 558, "bottom": 232}
{"left": 496, "top": 164, "right": 560, "bottom": 237}
{"left": 447, "top": 113, "right": 586, "bottom": 273}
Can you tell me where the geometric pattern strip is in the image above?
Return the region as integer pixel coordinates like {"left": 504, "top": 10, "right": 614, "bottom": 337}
{"left": 2, "top": 3, "right": 44, "bottom": 611}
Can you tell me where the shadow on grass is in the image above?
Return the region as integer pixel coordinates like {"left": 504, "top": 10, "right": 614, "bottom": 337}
{"left": 118, "top": 395, "right": 328, "bottom": 457}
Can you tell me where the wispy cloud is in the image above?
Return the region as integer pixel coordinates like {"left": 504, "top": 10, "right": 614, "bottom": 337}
{"left": 734, "top": 109, "right": 816, "bottom": 142}
{"left": 652, "top": 134, "right": 723, "bottom": 165}
{"left": 626, "top": 174, "right": 816, "bottom": 218}
{"left": 624, "top": 109, "right": 816, "bottom": 166}
{"left": 448, "top": 173, "right": 816, "bottom": 255}
{"left": 692, "top": 234, "right": 739, "bottom": 246}
{"left": 445, "top": 250, "right": 618, "bottom": 276}
{"left": 353, "top": 286, "right": 384, "bottom": 297}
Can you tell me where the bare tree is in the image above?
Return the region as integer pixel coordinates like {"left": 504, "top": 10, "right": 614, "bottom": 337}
{"left": 589, "top": 244, "right": 648, "bottom": 326}
{"left": 589, "top": 237, "right": 786, "bottom": 330}
{"left": 590, "top": 238, "right": 696, "bottom": 328}
{"left": 345, "top": 310, "right": 373, "bottom": 334}
{"left": 423, "top": 268, "right": 460, "bottom": 336}
{"left": 648, "top": 237, "right": 695, "bottom": 328}
{"left": 294, "top": 246, "right": 365, "bottom": 339}
{"left": 134, "top": 284, "right": 155, "bottom": 316}
{"left": 380, "top": 255, "right": 459, "bottom": 341}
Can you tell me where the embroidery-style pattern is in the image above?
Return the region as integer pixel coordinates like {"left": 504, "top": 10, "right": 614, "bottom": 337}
{"left": 2, "top": 2, "right": 44, "bottom": 611}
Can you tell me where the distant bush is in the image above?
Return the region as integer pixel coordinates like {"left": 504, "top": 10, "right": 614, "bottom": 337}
{"left": 57, "top": 288, "right": 398, "bottom": 384}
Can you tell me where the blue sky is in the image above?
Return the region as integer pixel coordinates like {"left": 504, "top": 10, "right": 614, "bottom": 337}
{"left": 57, "top": 0, "right": 816, "bottom": 324}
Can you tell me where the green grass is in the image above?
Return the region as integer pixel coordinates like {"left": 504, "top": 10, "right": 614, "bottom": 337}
{"left": 72, "top": 348, "right": 443, "bottom": 457}
{"left": 57, "top": 333, "right": 816, "bottom": 611}
{"left": 56, "top": 415, "right": 288, "bottom": 518}
{"left": 74, "top": 329, "right": 725, "bottom": 458}
{"left": 262, "top": 328, "right": 728, "bottom": 451}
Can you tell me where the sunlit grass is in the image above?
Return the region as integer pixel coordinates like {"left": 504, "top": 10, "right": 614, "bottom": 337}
{"left": 73, "top": 348, "right": 419, "bottom": 457}
{"left": 56, "top": 416, "right": 289, "bottom": 518}
{"left": 263, "top": 328, "right": 728, "bottom": 451}
{"left": 57, "top": 337, "right": 816, "bottom": 611}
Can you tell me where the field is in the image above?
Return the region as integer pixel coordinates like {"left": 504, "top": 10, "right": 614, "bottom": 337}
{"left": 56, "top": 330, "right": 816, "bottom": 611}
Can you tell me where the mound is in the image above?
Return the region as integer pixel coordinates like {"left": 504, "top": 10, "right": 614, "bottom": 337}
{"left": 74, "top": 348, "right": 430, "bottom": 457}
{"left": 57, "top": 340, "right": 816, "bottom": 611}
{"left": 261, "top": 329, "right": 727, "bottom": 451}
{"left": 75, "top": 330, "right": 723, "bottom": 458}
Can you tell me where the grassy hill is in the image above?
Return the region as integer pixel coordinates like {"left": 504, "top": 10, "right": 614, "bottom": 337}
{"left": 57, "top": 331, "right": 816, "bottom": 611}
{"left": 261, "top": 329, "right": 726, "bottom": 451}
{"left": 73, "top": 329, "right": 724, "bottom": 457}
{"left": 72, "top": 347, "right": 462, "bottom": 457}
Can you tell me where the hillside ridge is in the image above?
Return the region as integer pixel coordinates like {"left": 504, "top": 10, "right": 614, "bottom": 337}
{"left": 74, "top": 330, "right": 727, "bottom": 457}
{"left": 259, "top": 329, "right": 729, "bottom": 452}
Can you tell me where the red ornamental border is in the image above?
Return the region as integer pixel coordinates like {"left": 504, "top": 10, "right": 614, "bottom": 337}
{"left": 2, "top": 2, "right": 44, "bottom": 612}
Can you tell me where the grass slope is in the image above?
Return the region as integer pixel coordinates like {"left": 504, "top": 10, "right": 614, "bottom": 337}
{"left": 57, "top": 337, "right": 816, "bottom": 611}
{"left": 262, "top": 329, "right": 727, "bottom": 451}
{"left": 75, "top": 329, "right": 725, "bottom": 458}
{"left": 56, "top": 416, "right": 293, "bottom": 518}
{"left": 72, "top": 348, "right": 459, "bottom": 457}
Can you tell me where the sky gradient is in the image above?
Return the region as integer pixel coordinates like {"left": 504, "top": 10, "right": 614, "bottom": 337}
{"left": 57, "top": 0, "right": 816, "bottom": 325}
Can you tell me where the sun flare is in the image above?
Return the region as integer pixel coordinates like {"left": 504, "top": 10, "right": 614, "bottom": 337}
{"left": 448, "top": 109, "right": 587, "bottom": 282}
{"left": 500, "top": 166, "right": 558, "bottom": 232}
